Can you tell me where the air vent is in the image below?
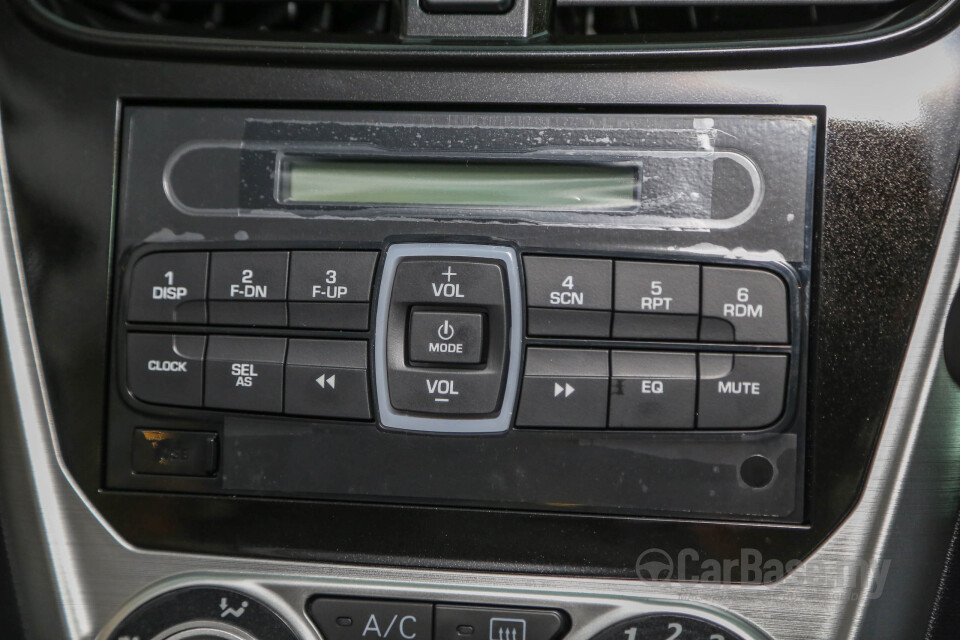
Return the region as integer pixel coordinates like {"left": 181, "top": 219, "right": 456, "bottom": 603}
{"left": 552, "top": 0, "right": 928, "bottom": 44}
{"left": 35, "top": 0, "right": 398, "bottom": 42}
{"left": 18, "top": 0, "right": 956, "bottom": 57}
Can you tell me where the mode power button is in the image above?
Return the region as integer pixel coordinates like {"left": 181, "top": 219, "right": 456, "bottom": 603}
{"left": 408, "top": 310, "right": 485, "bottom": 365}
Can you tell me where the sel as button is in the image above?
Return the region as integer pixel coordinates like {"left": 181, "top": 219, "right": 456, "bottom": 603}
{"left": 409, "top": 310, "right": 484, "bottom": 364}
{"left": 204, "top": 336, "right": 286, "bottom": 413}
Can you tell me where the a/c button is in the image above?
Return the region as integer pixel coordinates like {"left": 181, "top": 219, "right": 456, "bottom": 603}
{"left": 309, "top": 598, "right": 433, "bottom": 640}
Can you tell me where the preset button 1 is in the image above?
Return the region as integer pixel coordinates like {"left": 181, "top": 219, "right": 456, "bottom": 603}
{"left": 128, "top": 252, "right": 209, "bottom": 324}
{"left": 204, "top": 335, "right": 286, "bottom": 413}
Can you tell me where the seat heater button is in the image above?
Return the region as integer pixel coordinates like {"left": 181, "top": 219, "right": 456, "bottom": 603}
{"left": 435, "top": 606, "right": 566, "bottom": 640}
{"left": 204, "top": 336, "right": 286, "bottom": 413}
{"left": 284, "top": 339, "right": 371, "bottom": 420}
{"left": 701, "top": 266, "right": 789, "bottom": 344}
{"left": 698, "top": 353, "right": 788, "bottom": 428}
{"left": 409, "top": 310, "right": 485, "bottom": 365}
{"left": 309, "top": 598, "right": 433, "bottom": 640}
{"left": 288, "top": 251, "right": 378, "bottom": 302}
{"left": 609, "top": 351, "right": 696, "bottom": 429}
{"left": 515, "top": 348, "right": 609, "bottom": 429}
{"left": 126, "top": 333, "right": 205, "bottom": 407}
{"left": 128, "top": 252, "right": 208, "bottom": 324}
{"left": 524, "top": 256, "right": 612, "bottom": 310}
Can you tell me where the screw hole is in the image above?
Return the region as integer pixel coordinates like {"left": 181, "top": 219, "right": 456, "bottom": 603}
{"left": 740, "top": 455, "right": 775, "bottom": 489}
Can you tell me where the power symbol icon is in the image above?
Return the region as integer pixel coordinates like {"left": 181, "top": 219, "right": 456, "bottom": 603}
{"left": 437, "top": 320, "right": 456, "bottom": 341}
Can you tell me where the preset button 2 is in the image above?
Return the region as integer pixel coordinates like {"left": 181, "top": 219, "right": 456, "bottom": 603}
{"left": 209, "top": 252, "right": 289, "bottom": 326}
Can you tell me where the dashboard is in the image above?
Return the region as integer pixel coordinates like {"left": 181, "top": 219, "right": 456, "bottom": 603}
{"left": 2, "top": 0, "right": 960, "bottom": 638}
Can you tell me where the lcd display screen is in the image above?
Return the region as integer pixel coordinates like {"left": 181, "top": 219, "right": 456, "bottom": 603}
{"left": 283, "top": 160, "right": 638, "bottom": 208}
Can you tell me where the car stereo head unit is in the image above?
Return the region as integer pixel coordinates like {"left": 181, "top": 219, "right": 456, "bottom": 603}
{"left": 108, "top": 108, "right": 815, "bottom": 541}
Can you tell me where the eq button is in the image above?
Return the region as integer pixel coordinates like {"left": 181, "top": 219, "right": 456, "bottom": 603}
{"left": 609, "top": 351, "right": 696, "bottom": 429}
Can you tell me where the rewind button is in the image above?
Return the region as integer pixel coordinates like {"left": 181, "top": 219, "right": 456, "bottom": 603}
{"left": 284, "top": 339, "right": 371, "bottom": 420}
